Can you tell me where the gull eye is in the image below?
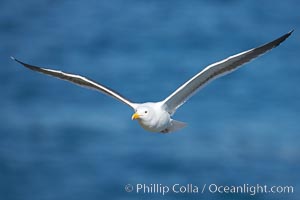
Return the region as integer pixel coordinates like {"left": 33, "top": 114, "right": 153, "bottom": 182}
{"left": 144, "top": 111, "right": 148, "bottom": 114}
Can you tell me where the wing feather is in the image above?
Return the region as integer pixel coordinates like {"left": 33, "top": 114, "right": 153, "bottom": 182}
{"left": 162, "top": 30, "right": 293, "bottom": 114}
{"left": 12, "top": 57, "right": 137, "bottom": 109}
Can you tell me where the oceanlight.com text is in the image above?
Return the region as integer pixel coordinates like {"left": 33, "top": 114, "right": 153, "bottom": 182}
{"left": 124, "top": 183, "right": 294, "bottom": 196}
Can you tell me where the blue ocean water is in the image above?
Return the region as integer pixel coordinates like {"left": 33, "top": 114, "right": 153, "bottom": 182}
{"left": 1, "top": 0, "right": 299, "bottom": 199}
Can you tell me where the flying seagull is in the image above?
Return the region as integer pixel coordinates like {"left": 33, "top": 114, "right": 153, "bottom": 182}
{"left": 12, "top": 30, "right": 293, "bottom": 133}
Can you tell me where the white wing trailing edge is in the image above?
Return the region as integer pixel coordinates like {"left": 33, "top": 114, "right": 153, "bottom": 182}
{"left": 162, "top": 30, "right": 293, "bottom": 115}
{"left": 11, "top": 57, "right": 137, "bottom": 110}
{"left": 11, "top": 30, "right": 293, "bottom": 133}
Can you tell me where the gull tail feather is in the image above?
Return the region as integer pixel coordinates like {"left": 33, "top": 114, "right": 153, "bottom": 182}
{"left": 161, "top": 120, "right": 187, "bottom": 134}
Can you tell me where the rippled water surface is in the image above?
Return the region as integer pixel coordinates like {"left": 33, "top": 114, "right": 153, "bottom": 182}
{"left": 1, "top": 1, "right": 299, "bottom": 199}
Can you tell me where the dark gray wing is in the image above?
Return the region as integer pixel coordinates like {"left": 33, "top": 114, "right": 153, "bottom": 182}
{"left": 12, "top": 57, "right": 137, "bottom": 109}
{"left": 162, "top": 30, "right": 293, "bottom": 114}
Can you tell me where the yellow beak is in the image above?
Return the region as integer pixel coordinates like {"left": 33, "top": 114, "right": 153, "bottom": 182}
{"left": 131, "top": 112, "right": 140, "bottom": 120}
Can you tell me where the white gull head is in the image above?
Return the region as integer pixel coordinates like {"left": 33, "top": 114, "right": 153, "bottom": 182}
{"left": 11, "top": 30, "right": 293, "bottom": 133}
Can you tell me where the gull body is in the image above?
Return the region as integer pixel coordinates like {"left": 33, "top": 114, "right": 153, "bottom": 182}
{"left": 11, "top": 31, "right": 293, "bottom": 133}
{"left": 132, "top": 102, "right": 186, "bottom": 133}
{"left": 133, "top": 102, "right": 170, "bottom": 132}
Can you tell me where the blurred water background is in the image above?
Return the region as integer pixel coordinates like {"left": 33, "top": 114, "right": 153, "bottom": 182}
{"left": 1, "top": 0, "right": 299, "bottom": 199}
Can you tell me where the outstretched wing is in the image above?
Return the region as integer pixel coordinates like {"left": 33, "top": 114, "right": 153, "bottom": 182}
{"left": 12, "top": 57, "right": 137, "bottom": 109}
{"left": 162, "top": 30, "right": 293, "bottom": 115}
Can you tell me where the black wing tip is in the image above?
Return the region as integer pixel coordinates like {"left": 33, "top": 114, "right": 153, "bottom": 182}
{"left": 284, "top": 29, "right": 294, "bottom": 39}
{"left": 10, "top": 57, "right": 40, "bottom": 71}
{"left": 271, "top": 29, "right": 294, "bottom": 49}
{"left": 285, "top": 29, "right": 294, "bottom": 38}
{"left": 10, "top": 56, "right": 24, "bottom": 65}
{"left": 10, "top": 56, "right": 18, "bottom": 62}
{"left": 280, "top": 29, "right": 294, "bottom": 40}
{"left": 288, "top": 29, "right": 294, "bottom": 35}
